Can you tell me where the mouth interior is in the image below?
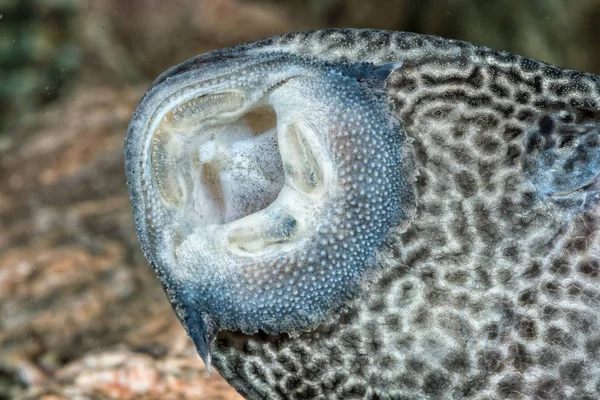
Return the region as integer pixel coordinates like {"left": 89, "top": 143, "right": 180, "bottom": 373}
{"left": 196, "top": 106, "right": 285, "bottom": 225}
{"left": 150, "top": 90, "right": 325, "bottom": 254}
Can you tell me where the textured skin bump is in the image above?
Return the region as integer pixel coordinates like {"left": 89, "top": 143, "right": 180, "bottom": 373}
{"left": 126, "top": 29, "right": 600, "bottom": 399}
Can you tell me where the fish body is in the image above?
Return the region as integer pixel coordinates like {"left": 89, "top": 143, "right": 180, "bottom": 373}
{"left": 125, "top": 29, "right": 600, "bottom": 399}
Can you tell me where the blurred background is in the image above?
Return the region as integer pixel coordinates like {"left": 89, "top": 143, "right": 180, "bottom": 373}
{"left": 1, "top": 1, "right": 599, "bottom": 399}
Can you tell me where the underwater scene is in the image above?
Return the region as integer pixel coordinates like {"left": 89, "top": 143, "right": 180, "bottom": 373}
{"left": 2, "top": 1, "right": 600, "bottom": 399}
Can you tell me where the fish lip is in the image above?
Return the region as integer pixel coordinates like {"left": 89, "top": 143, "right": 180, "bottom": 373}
{"left": 151, "top": 51, "right": 247, "bottom": 88}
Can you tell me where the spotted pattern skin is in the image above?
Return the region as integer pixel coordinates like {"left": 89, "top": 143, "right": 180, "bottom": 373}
{"left": 201, "top": 30, "right": 600, "bottom": 399}
{"left": 127, "top": 29, "right": 600, "bottom": 399}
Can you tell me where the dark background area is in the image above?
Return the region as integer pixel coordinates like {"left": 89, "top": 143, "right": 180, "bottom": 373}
{"left": 1, "top": 1, "right": 599, "bottom": 399}
{"left": 3, "top": 0, "right": 600, "bottom": 135}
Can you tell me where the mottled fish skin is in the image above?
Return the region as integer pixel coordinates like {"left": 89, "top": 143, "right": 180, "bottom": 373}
{"left": 126, "top": 29, "right": 600, "bottom": 399}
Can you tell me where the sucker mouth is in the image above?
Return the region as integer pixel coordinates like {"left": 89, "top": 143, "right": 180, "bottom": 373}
{"left": 149, "top": 88, "right": 327, "bottom": 255}
{"left": 127, "top": 50, "right": 411, "bottom": 366}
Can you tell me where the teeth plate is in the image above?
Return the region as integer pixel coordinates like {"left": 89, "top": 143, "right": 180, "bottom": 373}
{"left": 151, "top": 92, "right": 244, "bottom": 206}
{"left": 165, "top": 92, "right": 244, "bottom": 132}
{"left": 151, "top": 128, "right": 186, "bottom": 206}
{"left": 281, "top": 123, "right": 324, "bottom": 194}
{"left": 227, "top": 211, "right": 298, "bottom": 253}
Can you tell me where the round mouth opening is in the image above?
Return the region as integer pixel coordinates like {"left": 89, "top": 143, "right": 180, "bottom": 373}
{"left": 150, "top": 93, "right": 285, "bottom": 227}
{"left": 149, "top": 90, "right": 327, "bottom": 255}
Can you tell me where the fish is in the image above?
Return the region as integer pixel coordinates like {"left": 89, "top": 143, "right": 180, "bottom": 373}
{"left": 125, "top": 29, "right": 600, "bottom": 399}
